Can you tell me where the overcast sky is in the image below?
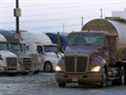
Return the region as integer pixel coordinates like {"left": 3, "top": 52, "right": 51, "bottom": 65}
{"left": 0, "top": 0, "right": 126, "bottom": 33}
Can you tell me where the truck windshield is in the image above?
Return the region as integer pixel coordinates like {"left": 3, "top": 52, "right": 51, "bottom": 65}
{"left": 44, "top": 46, "right": 57, "bottom": 53}
{"left": 8, "top": 43, "right": 24, "bottom": 54}
{"left": 68, "top": 34, "right": 105, "bottom": 46}
{"left": 0, "top": 43, "right": 7, "bottom": 50}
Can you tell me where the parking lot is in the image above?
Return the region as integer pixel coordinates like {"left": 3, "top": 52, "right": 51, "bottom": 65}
{"left": 0, "top": 73, "right": 125, "bottom": 95}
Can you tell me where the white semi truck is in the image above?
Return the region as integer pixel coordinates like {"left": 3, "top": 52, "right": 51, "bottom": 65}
{"left": 21, "top": 31, "right": 63, "bottom": 72}
{"left": 7, "top": 41, "right": 34, "bottom": 73}
{"left": 0, "top": 30, "right": 34, "bottom": 73}
{"left": 0, "top": 33, "right": 19, "bottom": 73}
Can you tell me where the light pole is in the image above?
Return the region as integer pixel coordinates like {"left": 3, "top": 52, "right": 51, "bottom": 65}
{"left": 81, "top": 16, "right": 84, "bottom": 30}
{"left": 14, "top": 0, "right": 21, "bottom": 38}
{"left": 100, "top": 8, "right": 103, "bottom": 18}
{"left": 62, "top": 24, "right": 64, "bottom": 32}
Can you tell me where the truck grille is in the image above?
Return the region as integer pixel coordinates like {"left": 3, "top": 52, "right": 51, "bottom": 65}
{"left": 65, "top": 56, "right": 88, "bottom": 72}
{"left": 65, "top": 56, "right": 75, "bottom": 72}
{"left": 23, "top": 58, "right": 32, "bottom": 70}
{"left": 23, "top": 58, "right": 32, "bottom": 64}
{"left": 6, "top": 57, "right": 17, "bottom": 68}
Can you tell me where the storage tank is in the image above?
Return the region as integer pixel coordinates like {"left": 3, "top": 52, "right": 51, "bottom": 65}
{"left": 82, "top": 18, "right": 126, "bottom": 48}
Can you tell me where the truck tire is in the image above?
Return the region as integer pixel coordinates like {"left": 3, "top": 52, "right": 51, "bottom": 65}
{"left": 120, "top": 66, "right": 125, "bottom": 85}
{"left": 44, "top": 62, "right": 53, "bottom": 72}
{"left": 57, "top": 81, "right": 66, "bottom": 88}
{"left": 113, "top": 66, "right": 125, "bottom": 85}
{"left": 124, "top": 64, "right": 126, "bottom": 85}
{"left": 100, "top": 67, "right": 111, "bottom": 87}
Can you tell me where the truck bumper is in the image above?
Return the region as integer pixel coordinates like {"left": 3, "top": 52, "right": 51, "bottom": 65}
{"left": 4, "top": 68, "right": 19, "bottom": 73}
{"left": 20, "top": 68, "right": 33, "bottom": 73}
{"left": 55, "top": 72, "right": 101, "bottom": 84}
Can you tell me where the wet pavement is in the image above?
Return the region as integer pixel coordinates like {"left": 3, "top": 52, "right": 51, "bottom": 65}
{"left": 0, "top": 73, "right": 126, "bottom": 95}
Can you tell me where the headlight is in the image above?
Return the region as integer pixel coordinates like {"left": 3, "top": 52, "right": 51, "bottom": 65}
{"left": 55, "top": 65, "right": 62, "bottom": 71}
{"left": 91, "top": 66, "right": 101, "bottom": 72}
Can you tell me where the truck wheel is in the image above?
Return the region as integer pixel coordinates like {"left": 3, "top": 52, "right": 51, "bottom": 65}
{"left": 44, "top": 62, "right": 53, "bottom": 72}
{"left": 100, "top": 67, "right": 110, "bottom": 87}
{"left": 78, "top": 81, "right": 85, "bottom": 87}
{"left": 114, "top": 66, "right": 125, "bottom": 85}
{"left": 57, "top": 82, "right": 66, "bottom": 88}
{"left": 120, "top": 66, "right": 125, "bottom": 85}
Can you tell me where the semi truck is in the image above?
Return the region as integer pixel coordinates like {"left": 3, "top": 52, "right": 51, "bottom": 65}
{"left": 55, "top": 18, "right": 126, "bottom": 87}
{"left": 0, "top": 30, "right": 33, "bottom": 73}
{"left": 0, "top": 33, "right": 19, "bottom": 73}
{"left": 7, "top": 41, "right": 34, "bottom": 73}
{"left": 55, "top": 30, "right": 126, "bottom": 87}
{"left": 21, "top": 31, "right": 63, "bottom": 72}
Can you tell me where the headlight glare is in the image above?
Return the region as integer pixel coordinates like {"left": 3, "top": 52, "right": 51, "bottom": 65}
{"left": 55, "top": 66, "right": 62, "bottom": 71}
{"left": 91, "top": 66, "right": 101, "bottom": 72}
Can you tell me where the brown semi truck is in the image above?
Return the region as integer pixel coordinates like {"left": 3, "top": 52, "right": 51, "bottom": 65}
{"left": 55, "top": 18, "right": 126, "bottom": 87}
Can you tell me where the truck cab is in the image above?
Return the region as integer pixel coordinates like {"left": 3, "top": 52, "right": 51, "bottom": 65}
{"left": 0, "top": 30, "right": 33, "bottom": 73}
{"left": 55, "top": 31, "right": 123, "bottom": 87}
{"left": 0, "top": 34, "right": 18, "bottom": 73}
{"left": 21, "top": 31, "right": 63, "bottom": 72}
{"left": 7, "top": 42, "right": 33, "bottom": 73}
{"left": 36, "top": 44, "right": 63, "bottom": 72}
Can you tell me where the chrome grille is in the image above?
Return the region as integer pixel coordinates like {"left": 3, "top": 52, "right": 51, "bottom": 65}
{"left": 23, "top": 58, "right": 32, "bottom": 64}
{"left": 23, "top": 58, "right": 32, "bottom": 70}
{"left": 6, "top": 57, "right": 17, "bottom": 68}
{"left": 65, "top": 56, "right": 75, "bottom": 72}
{"left": 77, "top": 56, "right": 87, "bottom": 72}
{"left": 65, "top": 56, "right": 87, "bottom": 72}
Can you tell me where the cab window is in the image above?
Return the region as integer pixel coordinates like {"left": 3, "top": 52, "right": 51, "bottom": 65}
{"left": 37, "top": 46, "right": 43, "bottom": 54}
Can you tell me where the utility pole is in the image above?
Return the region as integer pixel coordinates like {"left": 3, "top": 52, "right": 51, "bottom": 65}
{"left": 14, "top": 0, "right": 21, "bottom": 38}
{"left": 62, "top": 24, "right": 64, "bottom": 32}
{"left": 100, "top": 8, "right": 103, "bottom": 18}
{"left": 81, "top": 16, "right": 84, "bottom": 29}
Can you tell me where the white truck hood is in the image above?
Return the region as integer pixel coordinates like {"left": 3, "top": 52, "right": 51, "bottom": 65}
{"left": 45, "top": 52, "right": 58, "bottom": 58}
{"left": 45, "top": 52, "right": 64, "bottom": 58}
{"left": 0, "top": 50, "right": 17, "bottom": 58}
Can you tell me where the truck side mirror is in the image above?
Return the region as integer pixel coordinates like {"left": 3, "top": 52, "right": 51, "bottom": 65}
{"left": 41, "top": 50, "right": 44, "bottom": 55}
{"left": 37, "top": 46, "right": 44, "bottom": 54}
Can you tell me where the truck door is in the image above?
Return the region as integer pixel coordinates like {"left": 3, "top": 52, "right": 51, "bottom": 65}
{"left": 107, "top": 35, "right": 117, "bottom": 64}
